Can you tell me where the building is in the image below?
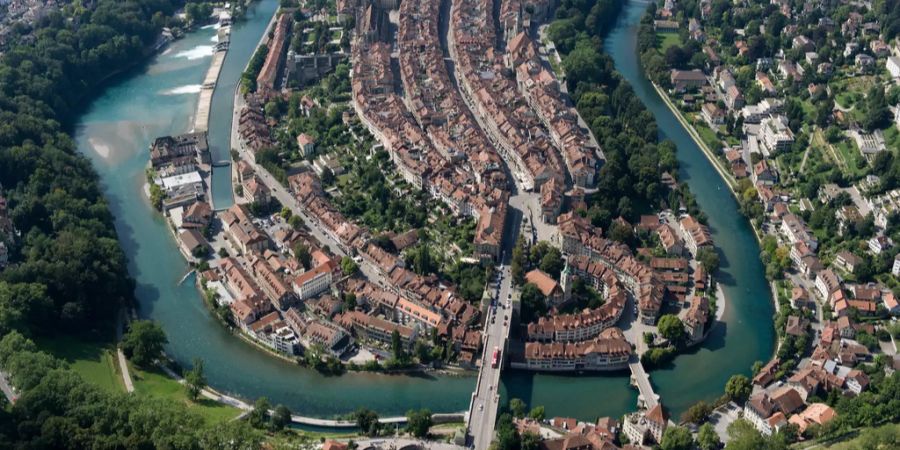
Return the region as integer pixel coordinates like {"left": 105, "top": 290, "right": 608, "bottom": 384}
{"left": 296, "top": 133, "right": 316, "bottom": 157}
{"left": 220, "top": 204, "right": 268, "bottom": 255}
{"left": 678, "top": 215, "right": 712, "bottom": 255}
{"left": 759, "top": 115, "right": 794, "bottom": 155}
{"left": 292, "top": 261, "right": 336, "bottom": 300}
{"left": 892, "top": 254, "right": 900, "bottom": 276}
{"left": 887, "top": 56, "right": 900, "bottom": 78}
{"left": 517, "top": 329, "right": 631, "bottom": 371}
{"left": 789, "top": 403, "right": 836, "bottom": 435}
{"left": 623, "top": 404, "right": 667, "bottom": 445}
{"left": 526, "top": 269, "right": 564, "bottom": 305}
{"left": 815, "top": 269, "right": 841, "bottom": 303}
{"left": 243, "top": 176, "right": 271, "bottom": 205}
{"left": 670, "top": 69, "right": 707, "bottom": 92}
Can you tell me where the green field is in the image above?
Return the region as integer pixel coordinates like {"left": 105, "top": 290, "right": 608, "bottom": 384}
{"left": 36, "top": 337, "right": 124, "bottom": 393}
{"left": 795, "top": 423, "right": 900, "bottom": 449}
{"left": 130, "top": 365, "right": 242, "bottom": 424}
{"left": 37, "top": 336, "right": 240, "bottom": 424}
{"left": 658, "top": 32, "right": 682, "bottom": 51}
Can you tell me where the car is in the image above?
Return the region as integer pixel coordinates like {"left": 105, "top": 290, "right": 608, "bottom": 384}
{"left": 479, "top": 404, "right": 483, "bottom": 411}
{"left": 504, "top": 315, "right": 508, "bottom": 320}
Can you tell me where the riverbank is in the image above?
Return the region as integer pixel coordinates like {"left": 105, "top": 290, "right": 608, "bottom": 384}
{"left": 650, "top": 82, "right": 770, "bottom": 242}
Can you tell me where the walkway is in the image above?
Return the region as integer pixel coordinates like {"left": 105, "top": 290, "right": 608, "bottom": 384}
{"left": 0, "top": 371, "right": 16, "bottom": 404}
{"left": 116, "top": 310, "right": 135, "bottom": 393}
{"left": 194, "top": 28, "right": 230, "bottom": 132}
{"left": 628, "top": 356, "right": 658, "bottom": 410}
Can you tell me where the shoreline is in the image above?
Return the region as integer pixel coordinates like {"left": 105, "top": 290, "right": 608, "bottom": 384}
{"left": 649, "top": 82, "right": 781, "bottom": 365}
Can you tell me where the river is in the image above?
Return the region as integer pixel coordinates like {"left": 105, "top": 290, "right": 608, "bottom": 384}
{"left": 73, "top": 0, "right": 773, "bottom": 421}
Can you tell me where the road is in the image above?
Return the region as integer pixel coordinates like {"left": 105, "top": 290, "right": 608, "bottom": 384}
{"left": 466, "top": 190, "right": 526, "bottom": 450}
{"left": 467, "top": 262, "right": 514, "bottom": 450}
{"left": 628, "top": 356, "right": 658, "bottom": 410}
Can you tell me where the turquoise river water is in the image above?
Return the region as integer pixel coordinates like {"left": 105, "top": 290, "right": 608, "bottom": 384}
{"left": 73, "top": 0, "right": 773, "bottom": 420}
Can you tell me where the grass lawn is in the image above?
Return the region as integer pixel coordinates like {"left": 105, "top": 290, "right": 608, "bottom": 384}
{"left": 35, "top": 336, "right": 124, "bottom": 394}
{"left": 130, "top": 365, "right": 242, "bottom": 425}
{"left": 657, "top": 32, "right": 682, "bottom": 51}
{"left": 692, "top": 118, "right": 724, "bottom": 151}
{"left": 794, "top": 423, "right": 900, "bottom": 449}
{"left": 884, "top": 126, "right": 900, "bottom": 151}
{"left": 834, "top": 140, "right": 867, "bottom": 176}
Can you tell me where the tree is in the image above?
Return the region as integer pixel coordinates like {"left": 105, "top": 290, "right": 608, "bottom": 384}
{"left": 509, "top": 398, "right": 527, "bottom": 418}
{"left": 184, "top": 358, "right": 207, "bottom": 401}
{"left": 681, "top": 400, "right": 712, "bottom": 424}
{"left": 520, "top": 283, "right": 548, "bottom": 323}
{"left": 697, "top": 248, "right": 720, "bottom": 273}
{"left": 289, "top": 214, "right": 304, "bottom": 230}
{"left": 725, "top": 420, "right": 768, "bottom": 450}
{"left": 862, "top": 85, "right": 889, "bottom": 132}
{"left": 697, "top": 423, "right": 721, "bottom": 450}
{"left": 341, "top": 256, "right": 359, "bottom": 275}
{"left": 660, "top": 426, "right": 694, "bottom": 450}
{"left": 528, "top": 406, "right": 545, "bottom": 421}
{"left": 521, "top": 431, "right": 541, "bottom": 450}
{"left": 725, "top": 374, "right": 752, "bottom": 404}
{"left": 354, "top": 408, "right": 380, "bottom": 436}
{"left": 271, "top": 405, "right": 292, "bottom": 432}
{"left": 391, "top": 329, "right": 406, "bottom": 362}
{"left": 249, "top": 397, "right": 271, "bottom": 429}
{"left": 405, "top": 408, "right": 432, "bottom": 438}
{"left": 293, "top": 243, "right": 311, "bottom": 269}
{"left": 657, "top": 314, "right": 686, "bottom": 344}
{"left": 121, "top": 320, "right": 168, "bottom": 367}
{"left": 538, "top": 247, "right": 564, "bottom": 278}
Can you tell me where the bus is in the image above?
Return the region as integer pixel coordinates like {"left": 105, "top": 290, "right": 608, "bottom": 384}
{"left": 491, "top": 347, "right": 500, "bottom": 368}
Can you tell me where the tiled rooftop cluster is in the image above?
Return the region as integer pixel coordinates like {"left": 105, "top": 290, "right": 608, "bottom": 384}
{"left": 508, "top": 32, "right": 604, "bottom": 188}
{"left": 289, "top": 171, "right": 369, "bottom": 252}
{"left": 398, "top": 0, "right": 508, "bottom": 189}
{"left": 350, "top": 12, "right": 508, "bottom": 261}
{"left": 450, "top": 0, "right": 566, "bottom": 191}
{"left": 558, "top": 213, "right": 665, "bottom": 324}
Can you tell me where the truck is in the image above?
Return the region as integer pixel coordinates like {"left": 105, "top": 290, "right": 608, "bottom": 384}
{"left": 491, "top": 346, "right": 500, "bottom": 368}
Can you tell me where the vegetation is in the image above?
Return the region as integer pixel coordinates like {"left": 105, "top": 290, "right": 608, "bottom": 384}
{"left": 120, "top": 320, "right": 167, "bottom": 368}
{"left": 354, "top": 407, "right": 381, "bottom": 437}
{"left": 724, "top": 374, "right": 752, "bottom": 404}
{"left": 405, "top": 408, "right": 432, "bottom": 438}
{"left": 0, "top": 332, "right": 261, "bottom": 447}
{"left": 660, "top": 426, "right": 694, "bottom": 450}
{"left": 184, "top": 358, "right": 207, "bottom": 401}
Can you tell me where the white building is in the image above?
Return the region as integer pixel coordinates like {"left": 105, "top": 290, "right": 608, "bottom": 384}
{"left": 887, "top": 56, "right": 900, "bottom": 78}
{"left": 893, "top": 254, "right": 900, "bottom": 276}
{"left": 759, "top": 115, "right": 794, "bottom": 154}
{"left": 291, "top": 262, "right": 334, "bottom": 300}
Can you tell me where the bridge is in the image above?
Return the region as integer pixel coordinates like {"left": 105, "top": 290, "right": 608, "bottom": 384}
{"left": 629, "top": 356, "right": 659, "bottom": 410}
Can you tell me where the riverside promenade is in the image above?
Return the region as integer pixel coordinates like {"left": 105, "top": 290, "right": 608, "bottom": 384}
{"left": 194, "top": 27, "right": 230, "bottom": 132}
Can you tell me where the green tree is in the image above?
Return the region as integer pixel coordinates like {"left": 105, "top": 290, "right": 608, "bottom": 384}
{"left": 538, "top": 247, "right": 564, "bottom": 278}
{"left": 293, "top": 242, "right": 312, "bottom": 269}
{"left": 528, "top": 406, "right": 545, "bottom": 421}
{"left": 862, "top": 85, "right": 889, "bottom": 132}
{"left": 271, "top": 404, "right": 292, "bottom": 432}
{"left": 121, "top": 320, "right": 168, "bottom": 367}
{"left": 660, "top": 426, "right": 694, "bottom": 450}
{"left": 681, "top": 400, "right": 712, "bottom": 424}
{"left": 657, "top": 314, "right": 686, "bottom": 344}
{"left": 391, "top": 329, "right": 406, "bottom": 362}
{"left": 509, "top": 398, "right": 527, "bottom": 418}
{"left": 184, "top": 358, "right": 207, "bottom": 401}
{"left": 405, "top": 408, "right": 432, "bottom": 438}
{"left": 725, "top": 375, "right": 752, "bottom": 404}
{"left": 249, "top": 397, "right": 271, "bottom": 429}
{"left": 697, "top": 248, "right": 720, "bottom": 273}
{"left": 341, "top": 256, "right": 359, "bottom": 275}
{"left": 697, "top": 422, "right": 721, "bottom": 450}
{"left": 725, "top": 420, "right": 768, "bottom": 450}
{"left": 354, "top": 408, "right": 380, "bottom": 436}
{"left": 520, "top": 283, "right": 548, "bottom": 323}
{"left": 521, "top": 431, "right": 541, "bottom": 450}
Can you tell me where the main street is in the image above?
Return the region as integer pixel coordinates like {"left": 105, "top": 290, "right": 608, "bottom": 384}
{"left": 467, "top": 195, "right": 525, "bottom": 450}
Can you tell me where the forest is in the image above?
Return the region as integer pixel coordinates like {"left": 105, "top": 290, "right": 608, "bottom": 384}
{"left": 0, "top": 0, "right": 269, "bottom": 446}
{"left": 547, "top": 0, "right": 704, "bottom": 229}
